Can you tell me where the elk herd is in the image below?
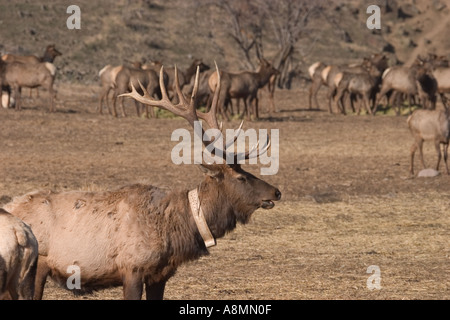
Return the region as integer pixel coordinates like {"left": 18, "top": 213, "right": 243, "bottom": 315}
{"left": 0, "top": 44, "right": 449, "bottom": 300}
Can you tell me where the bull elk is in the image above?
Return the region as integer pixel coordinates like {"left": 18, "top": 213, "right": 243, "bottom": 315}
{"left": 5, "top": 65, "right": 281, "bottom": 300}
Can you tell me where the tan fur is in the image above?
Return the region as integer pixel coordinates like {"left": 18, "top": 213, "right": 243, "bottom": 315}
{"left": 308, "top": 62, "right": 322, "bottom": 79}
{"left": 207, "top": 58, "right": 279, "bottom": 120}
{"left": 407, "top": 109, "right": 450, "bottom": 175}
{"left": 0, "top": 208, "right": 38, "bottom": 300}
{"left": 5, "top": 169, "right": 280, "bottom": 300}
{"left": 0, "top": 60, "right": 56, "bottom": 111}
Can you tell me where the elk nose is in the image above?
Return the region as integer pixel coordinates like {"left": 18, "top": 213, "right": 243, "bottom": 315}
{"left": 274, "top": 189, "right": 281, "bottom": 201}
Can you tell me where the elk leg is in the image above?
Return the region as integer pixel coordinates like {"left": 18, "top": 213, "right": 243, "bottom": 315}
{"left": 111, "top": 94, "right": 119, "bottom": 117}
{"left": 49, "top": 85, "right": 55, "bottom": 113}
{"left": 309, "top": 77, "right": 321, "bottom": 110}
{"left": 146, "top": 105, "right": 155, "bottom": 118}
{"left": 122, "top": 271, "right": 143, "bottom": 300}
{"left": 145, "top": 280, "right": 166, "bottom": 300}
{"left": 443, "top": 143, "right": 449, "bottom": 175}
{"left": 434, "top": 140, "right": 442, "bottom": 172}
{"left": 416, "top": 139, "right": 426, "bottom": 170}
{"left": 440, "top": 93, "right": 449, "bottom": 110}
{"left": 326, "top": 88, "right": 335, "bottom": 114}
{"left": 253, "top": 96, "right": 260, "bottom": 120}
{"left": 14, "top": 87, "right": 22, "bottom": 111}
{"left": 33, "top": 257, "right": 50, "bottom": 300}
{"left": 363, "top": 94, "right": 373, "bottom": 116}
{"left": 134, "top": 100, "right": 141, "bottom": 117}
{"left": 120, "top": 97, "right": 127, "bottom": 118}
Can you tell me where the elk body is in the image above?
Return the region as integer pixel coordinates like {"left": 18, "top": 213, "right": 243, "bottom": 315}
{"left": 0, "top": 60, "right": 56, "bottom": 112}
{"left": 333, "top": 64, "right": 383, "bottom": 115}
{"left": 307, "top": 61, "right": 327, "bottom": 110}
{"left": 375, "top": 61, "right": 437, "bottom": 115}
{"left": 145, "top": 59, "right": 210, "bottom": 97}
{"left": 208, "top": 58, "right": 279, "bottom": 120}
{"left": 112, "top": 66, "right": 160, "bottom": 118}
{"left": 407, "top": 108, "right": 450, "bottom": 176}
{"left": 5, "top": 66, "right": 281, "bottom": 300}
{"left": 0, "top": 208, "right": 38, "bottom": 300}
{"left": 1, "top": 45, "right": 62, "bottom": 102}
{"left": 432, "top": 67, "right": 450, "bottom": 108}
{"left": 321, "top": 54, "right": 388, "bottom": 114}
{"left": 98, "top": 65, "right": 124, "bottom": 115}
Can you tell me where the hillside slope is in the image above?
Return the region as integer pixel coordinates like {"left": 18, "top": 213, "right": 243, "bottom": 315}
{"left": 0, "top": 0, "right": 449, "bottom": 85}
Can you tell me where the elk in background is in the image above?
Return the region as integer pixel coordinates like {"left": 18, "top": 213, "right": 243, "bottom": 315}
{"left": 1, "top": 45, "right": 62, "bottom": 101}
{"left": 144, "top": 59, "right": 210, "bottom": 101}
{"left": 0, "top": 59, "right": 57, "bottom": 112}
{"left": 1, "top": 44, "right": 62, "bottom": 65}
{"left": 112, "top": 66, "right": 161, "bottom": 118}
{"left": 307, "top": 61, "right": 327, "bottom": 110}
{"left": 321, "top": 53, "right": 388, "bottom": 114}
{"left": 426, "top": 53, "right": 450, "bottom": 109}
{"left": 333, "top": 60, "right": 384, "bottom": 115}
{"left": 375, "top": 57, "right": 437, "bottom": 115}
{"left": 98, "top": 64, "right": 123, "bottom": 115}
{"left": 4, "top": 65, "right": 281, "bottom": 300}
{"left": 208, "top": 58, "right": 279, "bottom": 120}
{"left": 407, "top": 107, "right": 449, "bottom": 176}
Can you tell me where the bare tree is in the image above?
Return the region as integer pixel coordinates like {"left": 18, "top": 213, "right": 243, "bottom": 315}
{"left": 206, "top": 0, "right": 322, "bottom": 88}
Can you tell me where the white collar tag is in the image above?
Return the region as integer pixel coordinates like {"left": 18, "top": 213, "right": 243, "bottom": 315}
{"left": 188, "top": 188, "right": 216, "bottom": 248}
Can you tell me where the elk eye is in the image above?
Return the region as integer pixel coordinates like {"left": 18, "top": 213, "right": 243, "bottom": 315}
{"left": 237, "top": 176, "right": 247, "bottom": 183}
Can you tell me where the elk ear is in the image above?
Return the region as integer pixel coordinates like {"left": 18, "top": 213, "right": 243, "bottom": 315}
{"left": 197, "top": 164, "right": 223, "bottom": 179}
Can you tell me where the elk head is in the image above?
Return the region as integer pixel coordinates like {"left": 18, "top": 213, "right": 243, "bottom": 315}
{"left": 120, "top": 63, "right": 281, "bottom": 225}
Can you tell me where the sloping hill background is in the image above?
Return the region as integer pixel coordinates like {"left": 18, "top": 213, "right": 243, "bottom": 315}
{"left": 0, "top": 0, "right": 449, "bottom": 86}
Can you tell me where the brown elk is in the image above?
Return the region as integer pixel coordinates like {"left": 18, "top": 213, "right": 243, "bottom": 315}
{"left": 333, "top": 62, "right": 383, "bottom": 115}
{"left": 208, "top": 58, "right": 279, "bottom": 120}
{"left": 375, "top": 58, "right": 437, "bottom": 115}
{"left": 5, "top": 66, "right": 281, "bottom": 300}
{"left": 407, "top": 107, "right": 450, "bottom": 176}
{"left": 0, "top": 60, "right": 56, "bottom": 112}
{"left": 2, "top": 45, "right": 62, "bottom": 101}
{"left": 322, "top": 54, "right": 388, "bottom": 114}
{"left": 112, "top": 66, "right": 160, "bottom": 118}
{"left": 0, "top": 208, "right": 38, "bottom": 300}
{"left": 145, "top": 59, "right": 210, "bottom": 97}
{"left": 98, "top": 65, "right": 123, "bottom": 115}
{"left": 1, "top": 44, "right": 62, "bottom": 65}
{"left": 308, "top": 61, "right": 327, "bottom": 110}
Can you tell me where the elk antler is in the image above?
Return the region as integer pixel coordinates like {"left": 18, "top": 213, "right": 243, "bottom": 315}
{"left": 120, "top": 63, "right": 270, "bottom": 164}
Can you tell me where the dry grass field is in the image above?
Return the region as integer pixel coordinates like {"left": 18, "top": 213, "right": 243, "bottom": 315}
{"left": 0, "top": 84, "right": 448, "bottom": 300}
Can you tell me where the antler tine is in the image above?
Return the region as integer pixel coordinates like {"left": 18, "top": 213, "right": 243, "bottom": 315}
{"left": 121, "top": 65, "right": 198, "bottom": 125}
{"left": 224, "top": 120, "right": 244, "bottom": 150}
{"left": 174, "top": 65, "right": 189, "bottom": 107}
{"left": 190, "top": 66, "right": 200, "bottom": 107}
{"left": 196, "top": 61, "right": 221, "bottom": 130}
{"left": 159, "top": 66, "right": 170, "bottom": 101}
{"left": 119, "top": 81, "right": 152, "bottom": 105}
{"left": 241, "top": 132, "right": 271, "bottom": 160}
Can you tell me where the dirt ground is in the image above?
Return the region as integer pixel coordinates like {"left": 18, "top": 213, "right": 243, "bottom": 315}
{"left": 0, "top": 83, "right": 448, "bottom": 300}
